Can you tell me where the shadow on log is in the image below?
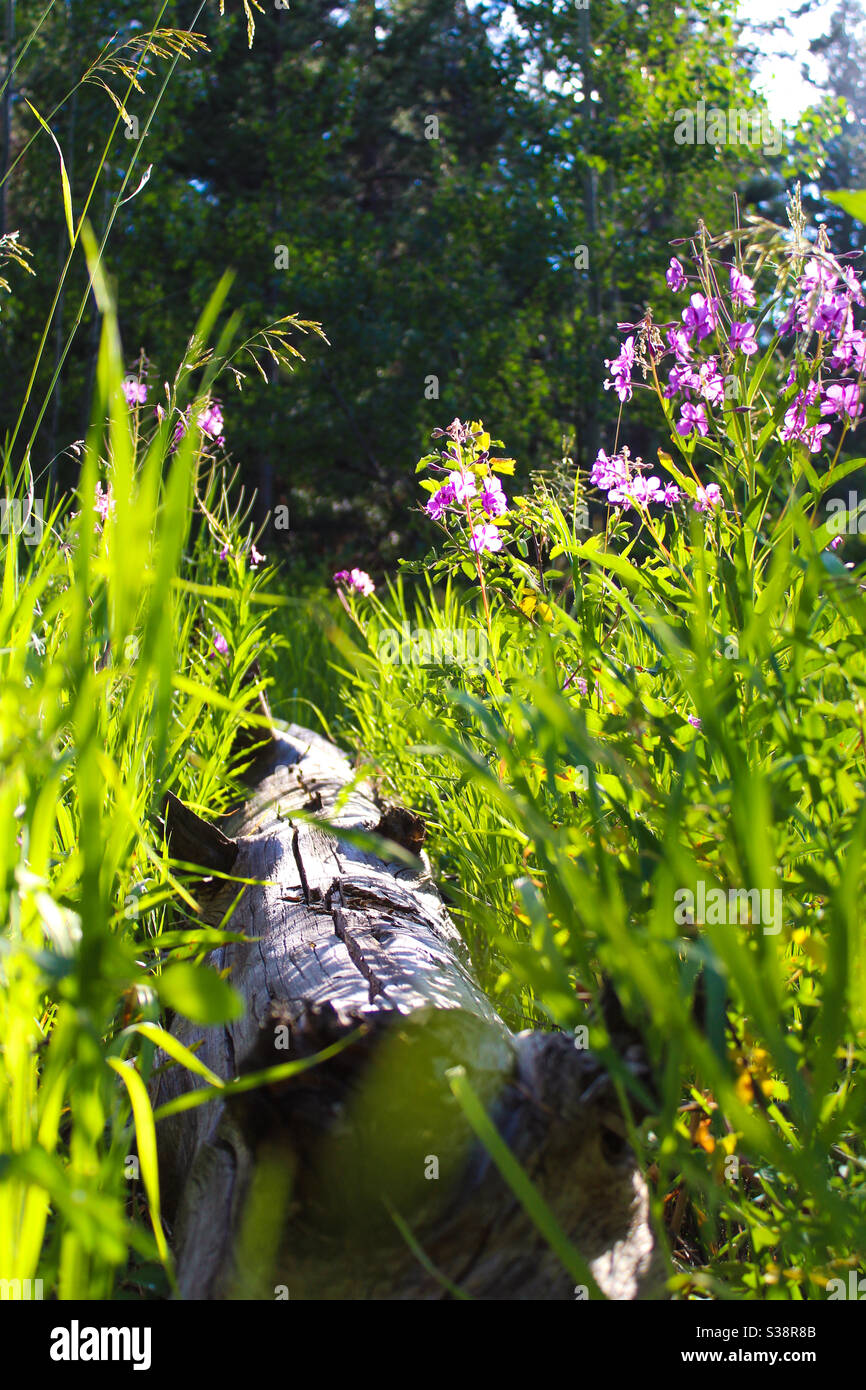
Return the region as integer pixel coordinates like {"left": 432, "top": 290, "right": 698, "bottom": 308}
{"left": 153, "top": 723, "right": 660, "bottom": 1300}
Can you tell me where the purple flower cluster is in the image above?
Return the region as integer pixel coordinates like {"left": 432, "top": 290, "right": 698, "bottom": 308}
{"left": 334, "top": 567, "right": 375, "bottom": 596}
{"left": 661, "top": 267, "right": 752, "bottom": 438}
{"left": 626, "top": 252, "right": 865, "bottom": 455}
{"left": 426, "top": 467, "right": 509, "bottom": 519}
{"left": 776, "top": 255, "right": 865, "bottom": 449}
{"left": 779, "top": 257, "right": 864, "bottom": 347}
{"left": 682, "top": 290, "right": 719, "bottom": 343}
{"left": 779, "top": 381, "right": 828, "bottom": 454}
{"left": 591, "top": 447, "right": 686, "bottom": 512}
{"left": 603, "top": 336, "right": 636, "bottom": 403}
{"left": 591, "top": 447, "right": 723, "bottom": 515}
{"left": 123, "top": 378, "right": 147, "bottom": 407}
{"left": 169, "top": 400, "right": 226, "bottom": 451}
{"left": 423, "top": 419, "right": 510, "bottom": 555}
{"left": 198, "top": 402, "right": 225, "bottom": 446}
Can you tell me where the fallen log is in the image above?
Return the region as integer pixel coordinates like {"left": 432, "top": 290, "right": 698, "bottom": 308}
{"left": 153, "top": 722, "right": 660, "bottom": 1300}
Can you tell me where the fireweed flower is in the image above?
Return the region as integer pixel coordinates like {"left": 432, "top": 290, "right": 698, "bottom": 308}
{"left": 198, "top": 402, "right": 225, "bottom": 446}
{"left": 730, "top": 321, "right": 758, "bottom": 356}
{"left": 334, "top": 567, "right": 375, "bottom": 596}
{"left": 172, "top": 411, "right": 189, "bottom": 448}
{"left": 676, "top": 401, "right": 710, "bottom": 437}
{"left": 250, "top": 544, "right": 265, "bottom": 567}
{"left": 693, "top": 484, "right": 722, "bottom": 512}
{"left": 617, "top": 474, "right": 665, "bottom": 509}
{"left": 682, "top": 293, "right": 719, "bottom": 343}
{"left": 480, "top": 474, "right": 509, "bottom": 517}
{"left": 596, "top": 237, "right": 865, "bottom": 530}
{"left": 592, "top": 447, "right": 676, "bottom": 512}
{"left": 603, "top": 336, "right": 636, "bottom": 402}
{"left": 780, "top": 255, "right": 863, "bottom": 347}
{"left": 94, "top": 482, "right": 115, "bottom": 521}
{"left": 667, "top": 326, "right": 694, "bottom": 362}
{"left": 687, "top": 714, "right": 702, "bottom": 729}
{"left": 841, "top": 266, "right": 866, "bottom": 303}
{"left": 123, "top": 378, "right": 147, "bottom": 406}
{"left": 830, "top": 318, "right": 866, "bottom": 371}
{"left": 448, "top": 468, "right": 477, "bottom": 503}
{"left": 211, "top": 630, "right": 229, "bottom": 659}
{"left": 426, "top": 482, "right": 455, "bottom": 519}
{"left": 664, "top": 363, "right": 700, "bottom": 398}
{"left": 780, "top": 382, "right": 831, "bottom": 450}
{"left": 813, "top": 294, "right": 848, "bottom": 336}
{"left": 666, "top": 258, "right": 688, "bottom": 292}
{"left": 591, "top": 449, "right": 629, "bottom": 491}
{"left": 698, "top": 357, "right": 726, "bottom": 405}
{"left": 803, "top": 422, "right": 833, "bottom": 452}
{"left": 469, "top": 522, "right": 503, "bottom": 554}
{"left": 349, "top": 568, "right": 375, "bottom": 595}
{"left": 729, "top": 267, "right": 756, "bottom": 308}
{"left": 820, "top": 382, "right": 863, "bottom": 423}
{"left": 563, "top": 673, "right": 589, "bottom": 695}
{"left": 780, "top": 384, "right": 821, "bottom": 445}
{"left": 172, "top": 401, "right": 225, "bottom": 450}
{"left": 801, "top": 256, "right": 838, "bottom": 296}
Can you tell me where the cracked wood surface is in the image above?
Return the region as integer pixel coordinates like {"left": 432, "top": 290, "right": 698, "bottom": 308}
{"left": 154, "top": 723, "right": 659, "bottom": 1300}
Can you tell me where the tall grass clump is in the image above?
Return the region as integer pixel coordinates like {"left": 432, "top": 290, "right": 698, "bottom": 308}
{"left": 0, "top": 10, "right": 324, "bottom": 1299}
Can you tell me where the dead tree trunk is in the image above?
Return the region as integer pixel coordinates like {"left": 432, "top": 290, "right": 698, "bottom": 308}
{"left": 154, "top": 723, "right": 659, "bottom": 1300}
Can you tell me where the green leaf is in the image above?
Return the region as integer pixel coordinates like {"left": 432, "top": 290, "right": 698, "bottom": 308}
{"left": 577, "top": 536, "right": 651, "bottom": 591}
{"left": 157, "top": 962, "right": 243, "bottom": 1025}
{"left": 125, "top": 1021, "right": 225, "bottom": 1088}
{"left": 657, "top": 449, "right": 692, "bottom": 493}
{"left": 447, "top": 1066, "right": 605, "bottom": 1298}
{"left": 25, "top": 99, "right": 74, "bottom": 247}
{"left": 745, "top": 333, "right": 780, "bottom": 406}
{"left": 108, "top": 1058, "right": 172, "bottom": 1273}
{"left": 152, "top": 1029, "right": 363, "bottom": 1122}
{"left": 824, "top": 456, "right": 866, "bottom": 491}
{"left": 823, "top": 189, "right": 866, "bottom": 224}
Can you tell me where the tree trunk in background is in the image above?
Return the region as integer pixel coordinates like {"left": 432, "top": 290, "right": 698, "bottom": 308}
{"left": 154, "top": 722, "right": 659, "bottom": 1301}
{"left": 1, "top": 0, "right": 14, "bottom": 240}
{"left": 578, "top": 3, "right": 601, "bottom": 471}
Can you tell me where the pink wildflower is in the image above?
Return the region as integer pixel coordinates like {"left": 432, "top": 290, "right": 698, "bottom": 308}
{"left": 469, "top": 523, "right": 503, "bottom": 554}
{"left": 123, "top": 378, "right": 148, "bottom": 407}
{"left": 334, "top": 568, "right": 375, "bottom": 596}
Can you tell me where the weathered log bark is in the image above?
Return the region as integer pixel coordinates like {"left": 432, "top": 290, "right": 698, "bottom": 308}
{"left": 154, "top": 723, "right": 660, "bottom": 1301}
